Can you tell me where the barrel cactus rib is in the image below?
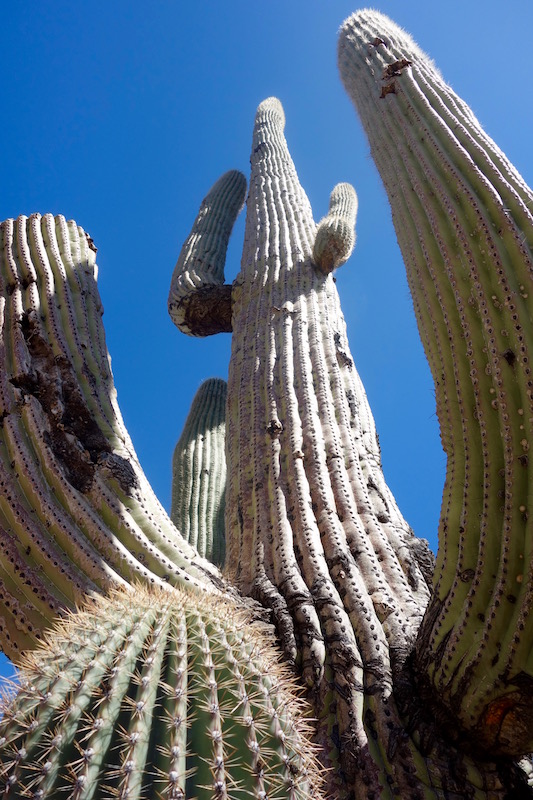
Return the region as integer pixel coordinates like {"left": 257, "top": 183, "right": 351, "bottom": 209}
{"left": 338, "top": 9, "right": 533, "bottom": 756}
{"left": 0, "top": 586, "right": 323, "bottom": 800}
{"left": 0, "top": 213, "right": 223, "bottom": 659}
{"left": 168, "top": 170, "right": 247, "bottom": 337}
{"left": 171, "top": 378, "right": 227, "bottom": 566}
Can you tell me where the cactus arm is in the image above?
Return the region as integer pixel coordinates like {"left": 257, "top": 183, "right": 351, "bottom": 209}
{"left": 0, "top": 213, "right": 225, "bottom": 660}
{"left": 0, "top": 586, "right": 324, "bottom": 799}
{"left": 168, "top": 169, "right": 247, "bottom": 337}
{"left": 313, "top": 182, "right": 358, "bottom": 274}
{"left": 338, "top": 10, "right": 533, "bottom": 755}
{"left": 170, "top": 378, "right": 227, "bottom": 566}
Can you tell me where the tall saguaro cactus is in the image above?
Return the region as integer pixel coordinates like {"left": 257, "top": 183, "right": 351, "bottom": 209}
{"left": 1, "top": 8, "right": 533, "bottom": 800}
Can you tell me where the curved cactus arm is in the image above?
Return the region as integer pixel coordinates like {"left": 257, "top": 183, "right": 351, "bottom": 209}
{"left": 171, "top": 378, "right": 227, "bottom": 566}
{"left": 168, "top": 170, "right": 247, "bottom": 337}
{"left": 0, "top": 214, "right": 223, "bottom": 661}
{"left": 338, "top": 10, "right": 533, "bottom": 756}
{"left": 313, "top": 182, "right": 358, "bottom": 274}
{"left": 0, "top": 585, "right": 324, "bottom": 800}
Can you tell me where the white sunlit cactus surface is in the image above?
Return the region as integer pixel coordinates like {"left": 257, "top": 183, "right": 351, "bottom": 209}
{"left": 0, "top": 8, "right": 533, "bottom": 800}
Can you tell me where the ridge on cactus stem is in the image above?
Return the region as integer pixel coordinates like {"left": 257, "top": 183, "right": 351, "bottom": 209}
{"left": 171, "top": 378, "right": 227, "bottom": 566}
{"left": 0, "top": 585, "right": 324, "bottom": 800}
{"left": 338, "top": 7, "right": 533, "bottom": 760}
{"left": 0, "top": 214, "right": 224, "bottom": 661}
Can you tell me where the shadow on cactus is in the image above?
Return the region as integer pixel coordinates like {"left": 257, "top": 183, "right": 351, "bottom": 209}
{"left": 1, "top": 7, "right": 533, "bottom": 800}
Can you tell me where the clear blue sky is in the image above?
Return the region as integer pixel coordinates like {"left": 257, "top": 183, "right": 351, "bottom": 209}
{"left": 0, "top": 1, "right": 531, "bottom": 679}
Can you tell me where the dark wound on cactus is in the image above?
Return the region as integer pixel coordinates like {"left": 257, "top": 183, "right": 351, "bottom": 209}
{"left": 0, "top": 586, "right": 324, "bottom": 800}
{"left": 168, "top": 170, "right": 247, "bottom": 337}
{"left": 338, "top": 9, "right": 533, "bottom": 758}
{"left": 171, "top": 378, "right": 227, "bottom": 566}
{"left": 0, "top": 214, "right": 223, "bottom": 661}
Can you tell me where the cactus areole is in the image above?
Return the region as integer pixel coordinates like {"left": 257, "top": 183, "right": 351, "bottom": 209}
{"left": 0, "top": 8, "right": 533, "bottom": 800}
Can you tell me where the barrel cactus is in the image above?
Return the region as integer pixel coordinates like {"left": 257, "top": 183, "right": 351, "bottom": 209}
{"left": 0, "top": 586, "right": 322, "bottom": 799}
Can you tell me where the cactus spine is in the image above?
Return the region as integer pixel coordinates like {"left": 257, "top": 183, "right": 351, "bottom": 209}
{"left": 0, "top": 214, "right": 223, "bottom": 660}
{"left": 338, "top": 9, "right": 533, "bottom": 758}
{"left": 171, "top": 379, "right": 227, "bottom": 566}
{"left": 0, "top": 586, "right": 322, "bottom": 799}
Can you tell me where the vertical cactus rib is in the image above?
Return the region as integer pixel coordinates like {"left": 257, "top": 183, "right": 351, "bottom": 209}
{"left": 171, "top": 378, "right": 227, "bottom": 566}
{"left": 168, "top": 170, "right": 247, "bottom": 337}
{"left": 313, "top": 182, "right": 358, "bottom": 274}
{"left": 0, "top": 586, "right": 324, "bottom": 800}
{"left": 223, "top": 96, "right": 441, "bottom": 795}
{"left": 338, "top": 10, "right": 533, "bottom": 755}
{"left": 0, "top": 213, "right": 224, "bottom": 660}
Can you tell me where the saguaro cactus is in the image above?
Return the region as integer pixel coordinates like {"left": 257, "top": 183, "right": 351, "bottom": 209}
{"left": 1, "top": 8, "right": 533, "bottom": 800}
{"left": 171, "top": 378, "right": 227, "bottom": 565}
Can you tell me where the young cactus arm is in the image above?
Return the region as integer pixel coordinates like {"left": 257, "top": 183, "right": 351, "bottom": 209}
{"left": 224, "top": 96, "right": 445, "bottom": 795}
{"left": 0, "top": 585, "right": 324, "bottom": 800}
{"left": 0, "top": 214, "right": 223, "bottom": 661}
{"left": 313, "top": 182, "right": 358, "bottom": 274}
{"left": 167, "top": 169, "right": 247, "bottom": 336}
{"left": 171, "top": 378, "right": 227, "bottom": 566}
{"left": 338, "top": 10, "right": 533, "bottom": 755}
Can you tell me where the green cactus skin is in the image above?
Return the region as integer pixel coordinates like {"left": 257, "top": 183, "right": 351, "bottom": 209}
{"left": 168, "top": 170, "right": 247, "bottom": 337}
{"left": 313, "top": 182, "right": 358, "bottom": 274}
{"left": 0, "top": 585, "right": 323, "bottom": 799}
{"left": 338, "top": 9, "right": 533, "bottom": 759}
{"left": 0, "top": 214, "right": 224, "bottom": 661}
{"left": 171, "top": 379, "right": 227, "bottom": 566}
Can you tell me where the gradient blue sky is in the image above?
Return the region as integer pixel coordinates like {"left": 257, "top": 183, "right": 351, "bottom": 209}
{"left": 0, "top": 1, "right": 531, "bottom": 679}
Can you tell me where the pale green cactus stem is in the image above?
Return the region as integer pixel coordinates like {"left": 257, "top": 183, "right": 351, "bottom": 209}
{"left": 0, "top": 585, "right": 323, "bottom": 799}
{"left": 338, "top": 9, "right": 533, "bottom": 757}
{"left": 0, "top": 214, "right": 223, "bottom": 661}
{"left": 168, "top": 170, "right": 247, "bottom": 336}
{"left": 171, "top": 378, "right": 227, "bottom": 566}
{"left": 313, "top": 182, "right": 358, "bottom": 274}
